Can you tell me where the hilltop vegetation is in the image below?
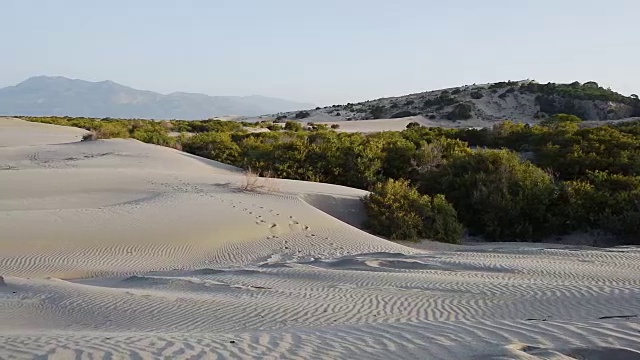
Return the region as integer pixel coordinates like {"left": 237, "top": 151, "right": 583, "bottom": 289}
{"left": 265, "top": 80, "right": 640, "bottom": 126}
{"left": 21, "top": 113, "right": 640, "bottom": 244}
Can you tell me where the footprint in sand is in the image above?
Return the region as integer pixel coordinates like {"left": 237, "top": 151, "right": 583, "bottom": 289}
{"left": 289, "top": 220, "right": 302, "bottom": 232}
{"left": 269, "top": 223, "right": 282, "bottom": 236}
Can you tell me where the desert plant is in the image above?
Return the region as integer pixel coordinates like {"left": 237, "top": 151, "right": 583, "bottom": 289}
{"left": 421, "top": 149, "right": 559, "bottom": 240}
{"left": 470, "top": 90, "right": 484, "bottom": 99}
{"left": 446, "top": 103, "right": 473, "bottom": 120}
{"left": 284, "top": 120, "right": 304, "bottom": 132}
{"left": 240, "top": 168, "right": 279, "bottom": 193}
{"left": 369, "top": 105, "right": 386, "bottom": 119}
{"left": 363, "top": 179, "right": 463, "bottom": 243}
{"left": 391, "top": 111, "right": 418, "bottom": 119}
{"left": 295, "top": 111, "right": 311, "bottom": 119}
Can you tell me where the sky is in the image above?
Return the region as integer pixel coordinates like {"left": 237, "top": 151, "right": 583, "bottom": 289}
{"left": 1, "top": 0, "right": 638, "bottom": 106}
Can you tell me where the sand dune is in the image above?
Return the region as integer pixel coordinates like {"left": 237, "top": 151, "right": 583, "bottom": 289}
{"left": 1, "top": 118, "right": 639, "bottom": 359}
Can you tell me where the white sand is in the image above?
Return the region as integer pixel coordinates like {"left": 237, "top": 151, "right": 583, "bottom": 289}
{"left": 1, "top": 118, "right": 639, "bottom": 359}
{"left": 315, "top": 116, "right": 447, "bottom": 133}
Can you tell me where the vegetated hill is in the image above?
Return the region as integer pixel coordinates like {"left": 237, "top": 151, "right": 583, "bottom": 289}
{"left": 269, "top": 80, "right": 640, "bottom": 127}
{"left": 0, "top": 76, "right": 314, "bottom": 119}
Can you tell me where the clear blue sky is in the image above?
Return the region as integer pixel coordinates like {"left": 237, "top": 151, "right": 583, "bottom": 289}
{"left": 1, "top": 0, "right": 638, "bottom": 105}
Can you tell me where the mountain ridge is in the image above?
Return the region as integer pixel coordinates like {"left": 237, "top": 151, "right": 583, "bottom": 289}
{"left": 0, "top": 76, "right": 314, "bottom": 119}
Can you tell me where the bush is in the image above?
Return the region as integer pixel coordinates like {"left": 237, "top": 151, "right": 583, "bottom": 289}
{"left": 548, "top": 172, "right": 640, "bottom": 242}
{"left": 540, "top": 113, "right": 583, "bottom": 127}
{"left": 363, "top": 179, "right": 463, "bottom": 243}
{"left": 470, "top": 90, "right": 484, "bottom": 99}
{"left": 284, "top": 120, "right": 304, "bottom": 132}
{"left": 331, "top": 124, "right": 340, "bottom": 129}
{"left": 91, "top": 123, "right": 131, "bottom": 139}
{"left": 295, "top": 111, "right": 311, "bottom": 119}
{"left": 423, "top": 93, "right": 457, "bottom": 108}
{"left": 182, "top": 132, "right": 241, "bottom": 164}
{"left": 391, "top": 111, "right": 418, "bottom": 119}
{"left": 446, "top": 103, "right": 473, "bottom": 120}
{"left": 369, "top": 105, "right": 386, "bottom": 119}
{"left": 406, "top": 121, "right": 422, "bottom": 129}
{"left": 421, "top": 150, "right": 559, "bottom": 240}
{"left": 132, "top": 130, "right": 177, "bottom": 147}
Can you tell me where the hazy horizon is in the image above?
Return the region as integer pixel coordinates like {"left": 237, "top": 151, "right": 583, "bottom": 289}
{"left": 1, "top": 0, "right": 638, "bottom": 106}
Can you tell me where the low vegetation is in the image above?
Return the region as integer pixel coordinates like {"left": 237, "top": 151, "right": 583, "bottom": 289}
{"left": 363, "top": 179, "right": 463, "bottom": 243}
{"left": 21, "top": 108, "right": 640, "bottom": 244}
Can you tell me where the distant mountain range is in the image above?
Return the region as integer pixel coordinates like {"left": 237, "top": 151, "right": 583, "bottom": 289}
{"left": 0, "top": 76, "right": 314, "bottom": 119}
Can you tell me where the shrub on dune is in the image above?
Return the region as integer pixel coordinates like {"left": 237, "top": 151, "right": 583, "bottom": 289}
{"left": 182, "top": 132, "right": 241, "bottom": 164}
{"left": 421, "top": 150, "right": 558, "bottom": 240}
{"left": 363, "top": 179, "right": 463, "bottom": 243}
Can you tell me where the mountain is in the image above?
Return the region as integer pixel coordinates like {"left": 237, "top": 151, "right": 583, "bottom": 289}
{"left": 267, "top": 80, "right": 640, "bottom": 127}
{"left": 0, "top": 76, "right": 314, "bottom": 119}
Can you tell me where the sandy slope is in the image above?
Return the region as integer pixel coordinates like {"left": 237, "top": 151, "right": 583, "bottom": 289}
{"left": 1, "top": 118, "right": 639, "bottom": 359}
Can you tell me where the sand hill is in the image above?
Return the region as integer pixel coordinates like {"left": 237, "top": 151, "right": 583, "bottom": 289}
{"left": 252, "top": 80, "right": 640, "bottom": 130}
{"left": 1, "top": 117, "right": 639, "bottom": 359}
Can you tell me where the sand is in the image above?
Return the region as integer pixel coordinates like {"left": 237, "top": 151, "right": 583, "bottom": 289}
{"left": 1, "top": 117, "right": 639, "bottom": 359}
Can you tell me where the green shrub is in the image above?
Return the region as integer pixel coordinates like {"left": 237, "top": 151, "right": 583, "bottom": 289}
{"left": 421, "top": 150, "right": 559, "bottom": 240}
{"left": 132, "top": 130, "right": 177, "bottom": 147}
{"left": 369, "top": 105, "right": 386, "bottom": 119}
{"left": 423, "top": 93, "right": 457, "bottom": 108}
{"left": 92, "top": 123, "right": 131, "bottom": 139}
{"left": 295, "top": 111, "right": 311, "bottom": 119}
{"left": 470, "top": 90, "right": 484, "bottom": 99}
{"left": 284, "top": 120, "right": 304, "bottom": 131}
{"left": 540, "top": 113, "right": 583, "bottom": 127}
{"left": 363, "top": 179, "right": 463, "bottom": 243}
{"left": 182, "top": 132, "right": 241, "bottom": 164}
{"left": 489, "top": 81, "right": 520, "bottom": 89}
{"left": 391, "top": 111, "right": 418, "bottom": 119}
{"left": 446, "top": 103, "right": 473, "bottom": 120}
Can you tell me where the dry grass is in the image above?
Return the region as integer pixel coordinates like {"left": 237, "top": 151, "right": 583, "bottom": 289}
{"left": 240, "top": 168, "right": 279, "bottom": 193}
